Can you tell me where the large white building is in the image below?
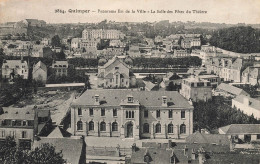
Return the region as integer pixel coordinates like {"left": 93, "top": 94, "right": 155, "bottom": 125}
{"left": 82, "top": 29, "right": 125, "bottom": 40}
{"left": 71, "top": 90, "right": 194, "bottom": 139}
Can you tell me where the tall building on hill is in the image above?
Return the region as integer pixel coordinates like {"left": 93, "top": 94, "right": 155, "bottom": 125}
{"left": 82, "top": 29, "right": 125, "bottom": 40}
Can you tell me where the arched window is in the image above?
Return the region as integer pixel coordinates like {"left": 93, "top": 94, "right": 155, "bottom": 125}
{"left": 143, "top": 123, "right": 149, "bottom": 133}
{"left": 168, "top": 124, "right": 174, "bottom": 133}
{"left": 112, "top": 122, "right": 118, "bottom": 131}
{"left": 100, "top": 122, "right": 106, "bottom": 131}
{"left": 155, "top": 123, "right": 161, "bottom": 133}
{"left": 180, "top": 124, "right": 186, "bottom": 134}
{"left": 89, "top": 121, "right": 94, "bottom": 131}
{"left": 77, "top": 121, "right": 83, "bottom": 131}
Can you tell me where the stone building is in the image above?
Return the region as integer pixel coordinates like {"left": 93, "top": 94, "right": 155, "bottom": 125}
{"left": 82, "top": 29, "right": 125, "bottom": 40}
{"left": 51, "top": 60, "right": 68, "bottom": 77}
{"left": 1, "top": 59, "right": 29, "bottom": 79}
{"left": 97, "top": 57, "right": 136, "bottom": 88}
{"left": 180, "top": 75, "right": 212, "bottom": 102}
{"left": 70, "top": 90, "right": 194, "bottom": 139}
{"left": 32, "top": 61, "right": 47, "bottom": 83}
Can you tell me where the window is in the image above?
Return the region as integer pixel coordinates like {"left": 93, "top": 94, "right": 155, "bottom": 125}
{"left": 78, "top": 108, "right": 82, "bottom": 116}
{"left": 100, "top": 122, "right": 106, "bottom": 131}
{"left": 257, "top": 134, "right": 260, "bottom": 139}
{"left": 89, "top": 108, "right": 93, "bottom": 116}
{"left": 169, "top": 110, "right": 173, "bottom": 118}
{"left": 181, "top": 111, "right": 185, "bottom": 119}
{"left": 22, "top": 131, "right": 27, "bottom": 138}
{"left": 113, "top": 108, "right": 117, "bottom": 117}
{"left": 116, "top": 75, "right": 119, "bottom": 84}
{"left": 143, "top": 123, "right": 149, "bottom": 133}
{"left": 128, "top": 96, "right": 133, "bottom": 103}
{"left": 155, "top": 123, "right": 161, "bottom": 133}
{"left": 126, "top": 111, "right": 134, "bottom": 118}
{"left": 89, "top": 121, "right": 94, "bottom": 131}
{"left": 112, "top": 122, "right": 118, "bottom": 131}
{"left": 162, "top": 97, "right": 167, "bottom": 104}
{"left": 180, "top": 124, "right": 186, "bottom": 134}
{"left": 156, "top": 110, "right": 160, "bottom": 118}
{"left": 0, "top": 130, "right": 5, "bottom": 137}
{"left": 144, "top": 110, "right": 148, "bottom": 118}
{"left": 168, "top": 124, "right": 174, "bottom": 133}
{"left": 101, "top": 108, "right": 105, "bottom": 116}
{"left": 77, "top": 121, "right": 83, "bottom": 131}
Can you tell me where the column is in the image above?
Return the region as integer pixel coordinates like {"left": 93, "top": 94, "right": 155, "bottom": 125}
{"left": 109, "top": 122, "right": 112, "bottom": 137}
{"left": 86, "top": 122, "right": 88, "bottom": 136}
{"left": 151, "top": 123, "right": 154, "bottom": 139}
{"left": 97, "top": 121, "right": 100, "bottom": 137}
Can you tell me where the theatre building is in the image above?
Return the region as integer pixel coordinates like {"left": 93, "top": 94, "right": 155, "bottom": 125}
{"left": 71, "top": 90, "right": 194, "bottom": 139}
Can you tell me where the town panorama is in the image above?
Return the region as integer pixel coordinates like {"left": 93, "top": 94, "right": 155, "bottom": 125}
{"left": 0, "top": 19, "right": 260, "bottom": 164}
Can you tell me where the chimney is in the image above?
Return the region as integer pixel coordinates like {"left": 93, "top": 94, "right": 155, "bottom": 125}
{"left": 162, "top": 96, "right": 167, "bottom": 107}
{"left": 183, "top": 145, "right": 188, "bottom": 156}
{"left": 94, "top": 94, "right": 99, "bottom": 105}
{"left": 168, "top": 139, "right": 172, "bottom": 149}
{"left": 243, "top": 96, "right": 250, "bottom": 106}
{"left": 198, "top": 147, "right": 206, "bottom": 164}
{"left": 191, "top": 149, "right": 196, "bottom": 160}
{"left": 132, "top": 143, "right": 137, "bottom": 152}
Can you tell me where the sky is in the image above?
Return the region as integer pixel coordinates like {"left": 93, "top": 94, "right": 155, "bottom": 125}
{"left": 0, "top": 0, "right": 260, "bottom": 24}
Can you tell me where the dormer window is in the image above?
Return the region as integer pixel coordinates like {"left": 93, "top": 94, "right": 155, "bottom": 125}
{"left": 95, "top": 95, "right": 99, "bottom": 103}
{"left": 128, "top": 96, "right": 133, "bottom": 103}
{"left": 115, "top": 67, "right": 119, "bottom": 70}
{"left": 162, "top": 96, "right": 167, "bottom": 107}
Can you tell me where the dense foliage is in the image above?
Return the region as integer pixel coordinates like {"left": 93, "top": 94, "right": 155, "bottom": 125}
{"left": 193, "top": 97, "right": 260, "bottom": 131}
{"left": 0, "top": 137, "right": 65, "bottom": 164}
{"left": 209, "top": 26, "right": 260, "bottom": 53}
{"left": 132, "top": 57, "right": 202, "bottom": 68}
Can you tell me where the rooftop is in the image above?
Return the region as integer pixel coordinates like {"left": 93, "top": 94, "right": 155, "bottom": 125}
{"left": 72, "top": 90, "right": 193, "bottom": 109}
{"left": 219, "top": 124, "right": 260, "bottom": 134}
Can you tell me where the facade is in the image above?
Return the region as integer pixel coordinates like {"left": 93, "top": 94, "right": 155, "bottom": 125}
{"left": 241, "top": 66, "right": 260, "bottom": 86}
{"left": 71, "top": 38, "right": 81, "bottom": 49}
{"left": 71, "top": 90, "right": 194, "bottom": 139}
{"left": 180, "top": 76, "right": 212, "bottom": 102}
{"left": 80, "top": 38, "right": 100, "bottom": 50}
{"left": 181, "top": 37, "right": 201, "bottom": 49}
{"left": 51, "top": 60, "right": 68, "bottom": 77}
{"left": 205, "top": 57, "right": 254, "bottom": 83}
{"left": 32, "top": 61, "right": 47, "bottom": 83}
{"left": 232, "top": 95, "right": 260, "bottom": 120}
{"left": 197, "top": 75, "right": 221, "bottom": 88}
{"left": 0, "top": 107, "right": 51, "bottom": 149}
{"left": 173, "top": 49, "right": 190, "bottom": 57}
{"left": 1, "top": 60, "right": 29, "bottom": 79}
{"left": 82, "top": 29, "right": 125, "bottom": 40}
{"left": 97, "top": 57, "right": 136, "bottom": 88}
{"left": 41, "top": 38, "right": 51, "bottom": 46}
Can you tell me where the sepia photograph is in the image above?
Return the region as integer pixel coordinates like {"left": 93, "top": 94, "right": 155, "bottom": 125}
{"left": 0, "top": 0, "right": 260, "bottom": 163}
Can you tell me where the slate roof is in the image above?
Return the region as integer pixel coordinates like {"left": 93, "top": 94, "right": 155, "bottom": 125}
{"left": 33, "top": 137, "right": 84, "bottom": 164}
{"left": 72, "top": 90, "right": 193, "bottom": 109}
{"left": 131, "top": 147, "right": 173, "bottom": 164}
{"left": 104, "top": 73, "right": 113, "bottom": 79}
{"left": 218, "top": 124, "right": 260, "bottom": 134}
{"left": 101, "top": 56, "right": 129, "bottom": 69}
{"left": 0, "top": 107, "right": 35, "bottom": 120}
{"left": 233, "top": 95, "right": 260, "bottom": 110}
{"left": 216, "top": 83, "right": 249, "bottom": 96}
{"left": 185, "top": 131, "right": 230, "bottom": 146}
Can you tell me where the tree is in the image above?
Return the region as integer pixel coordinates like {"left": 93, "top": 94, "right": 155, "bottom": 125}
{"left": 51, "top": 35, "right": 61, "bottom": 48}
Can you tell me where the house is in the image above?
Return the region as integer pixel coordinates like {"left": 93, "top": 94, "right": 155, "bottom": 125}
{"left": 0, "top": 107, "right": 51, "bottom": 149}
{"left": 197, "top": 75, "right": 221, "bottom": 88}
{"left": 232, "top": 95, "right": 260, "bottom": 119}
{"left": 180, "top": 75, "right": 212, "bottom": 102}
{"left": 241, "top": 66, "right": 260, "bottom": 86}
{"left": 181, "top": 37, "right": 201, "bottom": 49}
{"left": 218, "top": 124, "right": 260, "bottom": 142}
{"left": 51, "top": 61, "right": 69, "bottom": 77}
{"left": 71, "top": 38, "right": 81, "bottom": 49}
{"left": 1, "top": 59, "right": 29, "bottom": 79}
{"left": 32, "top": 61, "right": 47, "bottom": 83}
{"left": 109, "top": 39, "right": 125, "bottom": 47}
{"left": 97, "top": 57, "right": 136, "bottom": 88}
{"left": 214, "top": 83, "right": 249, "bottom": 98}
{"left": 71, "top": 90, "right": 194, "bottom": 139}
{"left": 41, "top": 38, "right": 51, "bottom": 46}
{"left": 174, "top": 49, "right": 190, "bottom": 57}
